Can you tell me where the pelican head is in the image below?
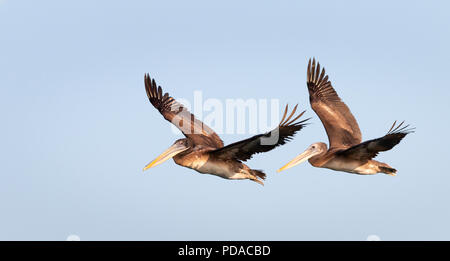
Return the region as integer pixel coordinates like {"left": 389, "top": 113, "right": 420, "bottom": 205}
{"left": 143, "top": 138, "right": 191, "bottom": 171}
{"left": 277, "top": 142, "right": 327, "bottom": 172}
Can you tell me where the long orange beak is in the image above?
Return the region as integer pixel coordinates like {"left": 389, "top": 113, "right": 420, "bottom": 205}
{"left": 277, "top": 147, "right": 319, "bottom": 172}
{"left": 143, "top": 143, "right": 188, "bottom": 171}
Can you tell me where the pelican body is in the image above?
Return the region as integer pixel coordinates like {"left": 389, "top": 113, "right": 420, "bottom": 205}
{"left": 278, "top": 59, "right": 413, "bottom": 175}
{"left": 143, "top": 75, "right": 308, "bottom": 185}
{"left": 173, "top": 145, "right": 265, "bottom": 181}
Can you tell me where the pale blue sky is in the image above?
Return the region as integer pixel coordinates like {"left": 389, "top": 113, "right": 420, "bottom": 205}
{"left": 1, "top": 0, "right": 449, "bottom": 240}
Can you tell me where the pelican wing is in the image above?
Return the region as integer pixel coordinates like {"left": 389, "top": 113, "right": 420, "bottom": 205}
{"left": 307, "top": 58, "right": 362, "bottom": 148}
{"left": 211, "top": 105, "right": 309, "bottom": 161}
{"left": 145, "top": 74, "right": 224, "bottom": 148}
{"left": 337, "top": 121, "right": 414, "bottom": 161}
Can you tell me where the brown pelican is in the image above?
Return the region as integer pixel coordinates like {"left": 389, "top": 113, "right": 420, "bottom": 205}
{"left": 278, "top": 58, "right": 414, "bottom": 175}
{"left": 143, "top": 74, "right": 308, "bottom": 185}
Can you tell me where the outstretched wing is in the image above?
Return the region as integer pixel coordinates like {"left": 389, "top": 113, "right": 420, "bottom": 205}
{"left": 210, "top": 104, "right": 309, "bottom": 162}
{"left": 145, "top": 74, "right": 224, "bottom": 148}
{"left": 307, "top": 58, "right": 362, "bottom": 148}
{"left": 337, "top": 121, "right": 414, "bottom": 161}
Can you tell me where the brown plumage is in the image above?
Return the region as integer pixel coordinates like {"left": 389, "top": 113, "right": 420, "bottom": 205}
{"left": 278, "top": 59, "right": 414, "bottom": 176}
{"left": 144, "top": 74, "right": 309, "bottom": 185}
{"left": 145, "top": 75, "right": 224, "bottom": 148}
{"left": 307, "top": 58, "right": 362, "bottom": 148}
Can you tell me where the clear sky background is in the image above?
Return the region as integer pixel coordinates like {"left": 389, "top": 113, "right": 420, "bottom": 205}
{"left": 1, "top": 0, "right": 449, "bottom": 240}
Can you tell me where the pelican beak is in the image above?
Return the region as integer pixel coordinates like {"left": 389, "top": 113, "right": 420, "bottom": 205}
{"left": 277, "top": 147, "right": 320, "bottom": 172}
{"left": 143, "top": 143, "right": 188, "bottom": 171}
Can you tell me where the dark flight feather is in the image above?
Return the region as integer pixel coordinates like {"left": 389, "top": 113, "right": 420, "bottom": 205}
{"left": 211, "top": 105, "right": 309, "bottom": 162}
{"left": 337, "top": 121, "right": 414, "bottom": 161}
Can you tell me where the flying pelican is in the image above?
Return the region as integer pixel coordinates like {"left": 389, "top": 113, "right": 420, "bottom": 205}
{"left": 143, "top": 74, "right": 308, "bottom": 185}
{"left": 278, "top": 59, "right": 414, "bottom": 175}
